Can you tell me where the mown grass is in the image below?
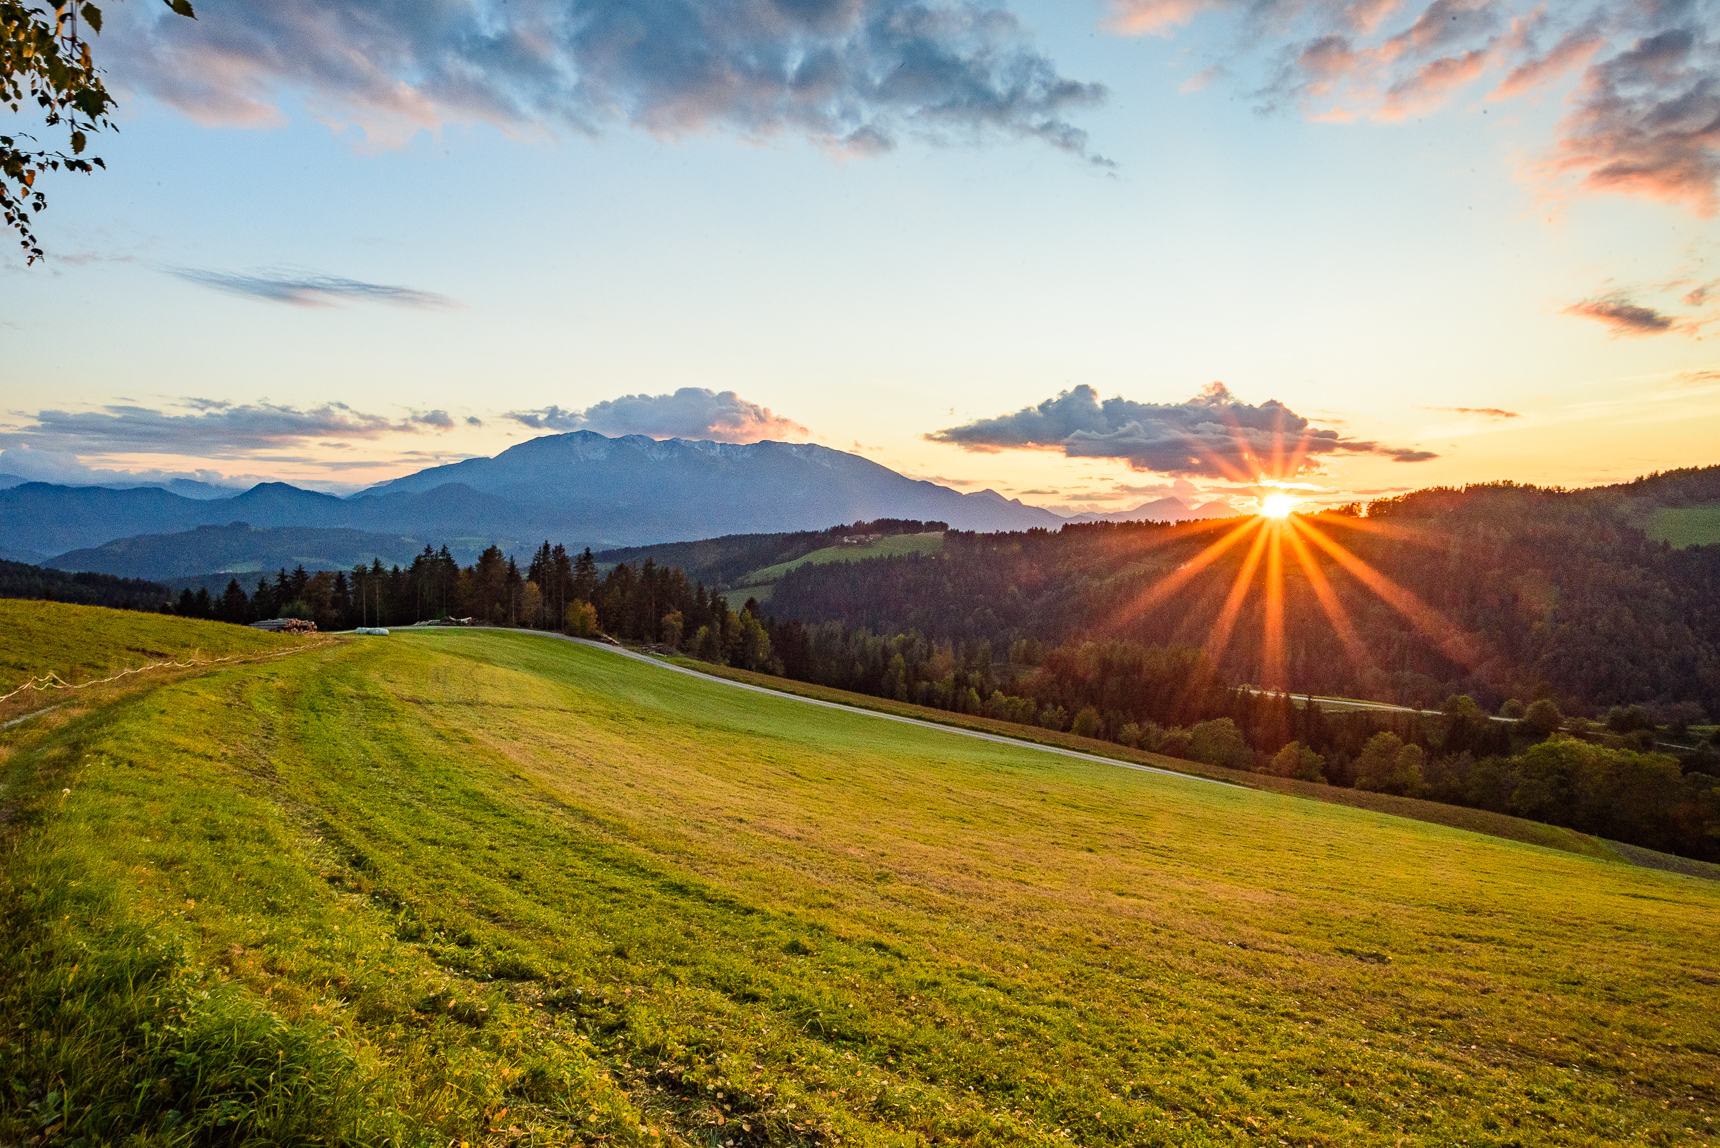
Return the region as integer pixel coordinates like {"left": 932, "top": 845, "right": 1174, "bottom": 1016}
{"left": 3, "top": 613, "right": 1719, "bottom": 1146}
{"left": 664, "top": 655, "right": 1624, "bottom": 863}
{"left": 1646, "top": 504, "right": 1720, "bottom": 548}
{"left": 734, "top": 533, "right": 944, "bottom": 598}
{"left": 0, "top": 599, "right": 294, "bottom": 695}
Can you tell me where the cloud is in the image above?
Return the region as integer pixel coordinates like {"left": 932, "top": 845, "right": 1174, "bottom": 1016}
{"left": 1685, "top": 280, "right": 1720, "bottom": 306}
{"left": 927, "top": 382, "right": 1435, "bottom": 478}
{"left": 1563, "top": 293, "right": 1677, "bottom": 336}
{"left": 0, "top": 400, "right": 434, "bottom": 458}
{"left": 1420, "top": 405, "right": 1521, "bottom": 418}
{"left": 168, "top": 268, "right": 458, "bottom": 308}
{"left": 0, "top": 445, "right": 263, "bottom": 490}
{"left": 410, "top": 410, "right": 456, "bottom": 429}
{"left": 1108, "top": 0, "right": 1720, "bottom": 215}
{"left": 507, "top": 387, "right": 809, "bottom": 443}
{"left": 107, "top": 0, "right": 1110, "bottom": 165}
{"left": 1547, "top": 26, "right": 1720, "bottom": 215}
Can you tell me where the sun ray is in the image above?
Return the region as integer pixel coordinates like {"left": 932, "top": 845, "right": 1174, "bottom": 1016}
{"left": 1289, "top": 516, "right": 1486, "bottom": 669}
{"left": 1282, "top": 517, "right": 1376, "bottom": 675}
{"left": 1110, "top": 516, "right": 1262, "bottom": 630}
{"left": 1204, "top": 520, "right": 1271, "bottom": 663}
{"left": 1262, "top": 521, "right": 1286, "bottom": 692}
{"left": 1279, "top": 428, "right": 1318, "bottom": 481}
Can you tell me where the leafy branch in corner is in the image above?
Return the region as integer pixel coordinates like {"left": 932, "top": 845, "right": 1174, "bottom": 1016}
{"left": 1, "top": 0, "right": 193, "bottom": 263}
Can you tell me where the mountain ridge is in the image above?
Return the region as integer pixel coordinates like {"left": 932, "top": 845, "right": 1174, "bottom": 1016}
{"left": 6, "top": 432, "right": 1065, "bottom": 565}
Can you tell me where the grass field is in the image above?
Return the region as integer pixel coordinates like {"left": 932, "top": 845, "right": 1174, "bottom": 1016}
{"left": 0, "top": 599, "right": 293, "bottom": 697}
{"left": 1646, "top": 504, "right": 1720, "bottom": 548}
{"left": 3, "top": 611, "right": 1719, "bottom": 1147}
{"left": 666, "top": 656, "right": 1646, "bottom": 865}
{"left": 734, "top": 533, "right": 944, "bottom": 599}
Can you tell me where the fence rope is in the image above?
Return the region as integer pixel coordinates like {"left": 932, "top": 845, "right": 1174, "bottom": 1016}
{"left": 0, "top": 640, "right": 325, "bottom": 710}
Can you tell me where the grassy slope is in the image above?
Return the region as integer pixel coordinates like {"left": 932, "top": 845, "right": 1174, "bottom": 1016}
{"left": 1646, "top": 504, "right": 1720, "bottom": 548}
{"left": 735, "top": 533, "right": 944, "bottom": 594}
{"left": 0, "top": 599, "right": 294, "bottom": 698}
{"left": 3, "top": 618, "right": 1719, "bottom": 1147}
{"left": 666, "top": 656, "right": 1628, "bottom": 865}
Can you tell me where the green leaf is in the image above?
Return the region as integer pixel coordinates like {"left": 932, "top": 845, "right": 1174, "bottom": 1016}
{"left": 165, "top": 0, "right": 195, "bottom": 16}
{"left": 70, "top": 130, "right": 86, "bottom": 153}
{"left": 83, "top": 4, "right": 102, "bottom": 32}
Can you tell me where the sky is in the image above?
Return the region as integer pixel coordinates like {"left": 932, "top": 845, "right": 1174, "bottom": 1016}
{"left": 1, "top": 0, "right": 1717, "bottom": 515}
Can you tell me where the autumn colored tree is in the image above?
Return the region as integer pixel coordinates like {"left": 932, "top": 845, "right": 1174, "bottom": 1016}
{"left": 3, "top": 0, "right": 194, "bottom": 261}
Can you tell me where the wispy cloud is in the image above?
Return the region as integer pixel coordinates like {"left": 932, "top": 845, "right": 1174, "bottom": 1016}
{"left": 108, "top": 0, "right": 1111, "bottom": 165}
{"left": 168, "top": 268, "right": 458, "bottom": 309}
{"left": 0, "top": 399, "right": 454, "bottom": 459}
{"left": 927, "top": 382, "right": 1435, "bottom": 478}
{"left": 507, "top": 387, "right": 809, "bottom": 444}
{"left": 1564, "top": 294, "right": 1677, "bottom": 336}
{"left": 1420, "top": 406, "right": 1522, "bottom": 418}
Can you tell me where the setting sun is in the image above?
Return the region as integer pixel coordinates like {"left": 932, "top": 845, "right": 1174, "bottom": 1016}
{"left": 1260, "top": 493, "right": 1297, "bottom": 518}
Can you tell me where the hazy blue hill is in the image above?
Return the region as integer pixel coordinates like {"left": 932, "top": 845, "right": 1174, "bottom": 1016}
{"left": 48, "top": 523, "right": 429, "bottom": 580}
{"left": 0, "top": 483, "right": 221, "bottom": 555}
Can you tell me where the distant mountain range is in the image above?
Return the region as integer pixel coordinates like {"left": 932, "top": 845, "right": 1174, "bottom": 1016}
{"left": 50, "top": 523, "right": 430, "bottom": 581}
{"left": 1061, "top": 496, "right": 1233, "bottom": 524}
{"left": 0, "top": 432, "right": 1225, "bottom": 577}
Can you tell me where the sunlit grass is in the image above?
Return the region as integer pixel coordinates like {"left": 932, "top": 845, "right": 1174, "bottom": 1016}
{"left": 4, "top": 614, "right": 1719, "bottom": 1146}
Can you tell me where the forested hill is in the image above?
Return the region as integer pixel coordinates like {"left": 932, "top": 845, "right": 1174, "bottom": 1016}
{"left": 765, "top": 477, "right": 1720, "bottom": 717}
{"left": 0, "top": 560, "right": 167, "bottom": 612}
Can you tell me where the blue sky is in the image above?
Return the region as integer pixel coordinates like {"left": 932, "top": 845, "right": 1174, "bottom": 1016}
{"left": 2, "top": 0, "right": 1716, "bottom": 512}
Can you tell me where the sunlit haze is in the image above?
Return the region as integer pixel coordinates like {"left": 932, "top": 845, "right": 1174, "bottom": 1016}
{"left": 2, "top": 0, "right": 1717, "bottom": 511}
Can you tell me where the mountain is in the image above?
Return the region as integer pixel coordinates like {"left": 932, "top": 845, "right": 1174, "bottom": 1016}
{"left": 48, "top": 523, "right": 430, "bottom": 581}
{"left": 1062, "top": 496, "right": 1234, "bottom": 524}
{"left": 2, "top": 433, "right": 1063, "bottom": 568}
{"left": 358, "top": 432, "right": 1063, "bottom": 539}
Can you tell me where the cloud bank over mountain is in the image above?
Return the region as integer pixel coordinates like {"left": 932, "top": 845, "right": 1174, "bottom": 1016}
{"left": 107, "top": 0, "right": 1109, "bottom": 162}
{"left": 508, "top": 388, "right": 809, "bottom": 443}
{"left": 928, "top": 383, "right": 1435, "bottom": 477}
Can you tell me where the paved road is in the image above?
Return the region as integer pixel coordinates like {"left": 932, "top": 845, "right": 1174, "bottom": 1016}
{"left": 396, "top": 626, "right": 1232, "bottom": 789}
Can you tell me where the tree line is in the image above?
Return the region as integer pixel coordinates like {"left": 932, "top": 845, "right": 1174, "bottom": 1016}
{"left": 756, "top": 622, "right": 1720, "bottom": 861}
{"left": 158, "top": 542, "right": 776, "bottom": 669}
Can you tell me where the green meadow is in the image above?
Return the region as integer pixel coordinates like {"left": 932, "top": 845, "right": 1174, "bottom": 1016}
{"left": 734, "top": 533, "right": 944, "bottom": 600}
{"left": 1646, "top": 504, "right": 1720, "bottom": 549}
{"left": 2, "top": 606, "right": 1718, "bottom": 1147}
